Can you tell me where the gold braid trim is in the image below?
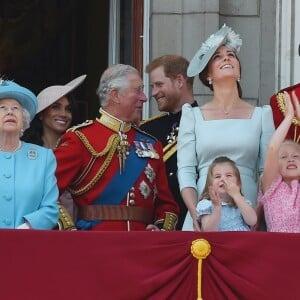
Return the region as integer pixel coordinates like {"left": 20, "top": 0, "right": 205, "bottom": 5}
{"left": 163, "top": 140, "right": 177, "bottom": 162}
{"left": 277, "top": 92, "right": 300, "bottom": 126}
{"left": 68, "top": 131, "right": 120, "bottom": 196}
{"left": 74, "top": 131, "right": 118, "bottom": 157}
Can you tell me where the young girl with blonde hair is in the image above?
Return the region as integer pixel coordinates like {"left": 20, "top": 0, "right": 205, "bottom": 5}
{"left": 258, "top": 91, "right": 300, "bottom": 232}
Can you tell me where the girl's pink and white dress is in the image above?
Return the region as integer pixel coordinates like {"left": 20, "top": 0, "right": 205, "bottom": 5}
{"left": 259, "top": 175, "right": 300, "bottom": 232}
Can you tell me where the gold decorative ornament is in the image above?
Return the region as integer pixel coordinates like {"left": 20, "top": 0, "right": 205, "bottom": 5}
{"left": 57, "top": 202, "right": 77, "bottom": 230}
{"left": 191, "top": 239, "right": 211, "bottom": 300}
{"left": 117, "top": 132, "right": 130, "bottom": 174}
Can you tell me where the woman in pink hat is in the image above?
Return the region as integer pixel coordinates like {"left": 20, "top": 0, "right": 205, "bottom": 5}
{"left": 22, "top": 74, "right": 86, "bottom": 229}
{"left": 22, "top": 75, "right": 86, "bottom": 148}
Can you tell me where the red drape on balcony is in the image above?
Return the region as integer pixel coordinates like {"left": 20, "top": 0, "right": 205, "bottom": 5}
{"left": 0, "top": 230, "right": 298, "bottom": 300}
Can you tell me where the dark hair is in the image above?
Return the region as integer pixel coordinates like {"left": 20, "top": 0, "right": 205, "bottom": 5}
{"left": 199, "top": 55, "right": 243, "bottom": 98}
{"left": 21, "top": 93, "right": 78, "bottom": 146}
{"left": 200, "top": 156, "right": 242, "bottom": 206}
{"left": 146, "top": 54, "right": 194, "bottom": 89}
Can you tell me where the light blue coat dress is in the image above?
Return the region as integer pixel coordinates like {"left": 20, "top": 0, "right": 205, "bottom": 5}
{"left": 177, "top": 104, "right": 275, "bottom": 231}
{"left": 0, "top": 142, "right": 58, "bottom": 229}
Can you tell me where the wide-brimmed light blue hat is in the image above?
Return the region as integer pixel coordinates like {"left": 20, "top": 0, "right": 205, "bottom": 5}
{"left": 187, "top": 24, "right": 242, "bottom": 77}
{"left": 0, "top": 79, "right": 38, "bottom": 121}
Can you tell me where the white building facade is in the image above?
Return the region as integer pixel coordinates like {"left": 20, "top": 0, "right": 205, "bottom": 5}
{"left": 109, "top": 0, "right": 299, "bottom": 117}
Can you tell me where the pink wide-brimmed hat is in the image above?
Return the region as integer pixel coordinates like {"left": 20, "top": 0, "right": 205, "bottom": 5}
{"left": 37, "top": 74, "right": 87, "bottom": 113}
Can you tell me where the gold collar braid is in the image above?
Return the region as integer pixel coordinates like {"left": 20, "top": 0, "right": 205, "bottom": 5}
{"left": 97, "top": 108, "right": 132, "bottom": 133}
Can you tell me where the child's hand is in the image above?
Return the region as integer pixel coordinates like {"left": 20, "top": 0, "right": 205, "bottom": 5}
{"left": 209, "top": 186, "right": 221, "bottom": 207}
{"left": 223, "top": 178, "right": 241, "bottom": 199}
{"left": 283, "top": 91, "right": 295, "bottom": 119}
{"left": 291, "top": 90, "right": 300, "bottom": 120}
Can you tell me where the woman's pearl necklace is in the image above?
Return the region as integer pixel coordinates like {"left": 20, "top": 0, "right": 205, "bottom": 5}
{"left": 0, "top": 141, "right": 22, "bottom": 152}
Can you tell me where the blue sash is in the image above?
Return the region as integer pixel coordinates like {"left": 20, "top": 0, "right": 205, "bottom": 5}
{"left": 77, "top": 132, "right": 156, "bottom": 229}
{"left": 94, "top": 131, "right": 153, "bottom": 205}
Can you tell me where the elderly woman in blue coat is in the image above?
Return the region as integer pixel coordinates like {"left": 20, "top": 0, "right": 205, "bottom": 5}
{"left": 0, "top": 79, "right": 58, "bottom": 229}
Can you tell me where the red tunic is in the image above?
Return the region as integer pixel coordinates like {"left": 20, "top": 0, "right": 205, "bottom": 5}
{"left": 54, "top": 118, "right": 179, "bottom": 231}
{"left": 270, "top": 82, "right": 300, "bottom": 141}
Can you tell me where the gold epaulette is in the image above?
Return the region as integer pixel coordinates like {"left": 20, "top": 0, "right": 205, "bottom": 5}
{"left": 139, "top": 112, "right": 169, "bottom": 126}
{"left": 276, "top": 92, "right": 300, "bottom": 126}
{"left": 67, "top": 120, "right": 94, "bottom": 132}
{"left": 276, "top": 92, "right": 300, "bottom": 142}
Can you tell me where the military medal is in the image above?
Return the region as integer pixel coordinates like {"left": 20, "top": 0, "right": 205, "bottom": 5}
{"left": 139, "top": 180, "right": 151, "bottom": 199}
{"left": 166, "top": 122, "right": 179, "bottom": 144}
{"left": 144, "top": 163, "right": 156, "bottom": 183}
{"left": 134, "top": 141, "right": 159, "bottom": 159}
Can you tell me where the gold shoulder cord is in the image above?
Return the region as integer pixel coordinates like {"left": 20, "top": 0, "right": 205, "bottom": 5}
{"left": 277, "top": 92, "right": 300, "bottom": 143}
{"left": 68, "top": 131, "right": 120, "bottom": 196}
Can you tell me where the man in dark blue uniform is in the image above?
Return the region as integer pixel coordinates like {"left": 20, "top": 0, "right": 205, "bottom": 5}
{"left": 140, "top": 55, "right": 198, "bottom": 229}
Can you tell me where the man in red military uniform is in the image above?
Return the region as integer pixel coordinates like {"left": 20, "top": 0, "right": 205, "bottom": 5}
{"left": 54, "top": 64, "right": 179, "bottom": 231}
{"left": 270, "top": 82, "right": 300, "bottom": 142}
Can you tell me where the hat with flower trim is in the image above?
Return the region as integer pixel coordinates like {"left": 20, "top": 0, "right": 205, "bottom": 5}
{"left": 187, "top": 24, "right": 242, "bottom": 77}
{"left": 0, "top": 79, "right": 38, "bottom": 121}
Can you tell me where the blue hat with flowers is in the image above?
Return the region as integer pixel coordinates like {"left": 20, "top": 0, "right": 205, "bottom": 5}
{"left": 187, "top": 24, "right": 242, "bottom": 77}
{"left": 0, "top": 79, "right": 38, "bottom": 121}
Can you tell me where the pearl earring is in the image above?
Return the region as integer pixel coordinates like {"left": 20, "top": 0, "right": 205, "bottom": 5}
{"left": 237, "top": 77, "right": 241, "bottom": 82}
{"left": 208, "top": 78, "right": 213, "bottom": 85}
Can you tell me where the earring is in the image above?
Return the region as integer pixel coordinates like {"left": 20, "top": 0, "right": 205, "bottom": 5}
{"left": 208, "top": 78, "right": 213, "bottom": 85}
{"left": 20, "top": 128, "right": 24, "bottom": 137}
{"left": 237, "top": 77, "right": 241, "bottom": 82}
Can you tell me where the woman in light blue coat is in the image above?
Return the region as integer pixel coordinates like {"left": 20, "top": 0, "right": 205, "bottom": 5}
{"left": 0, "top": 79, "right": 58, "bottom": 229}
{"left": 177, "top": 25, "right": 274, "bottom": 231}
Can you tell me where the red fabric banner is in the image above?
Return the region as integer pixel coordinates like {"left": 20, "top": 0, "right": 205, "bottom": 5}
{"left": 0, "top": 230, "right": 298, "bottom": 299}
